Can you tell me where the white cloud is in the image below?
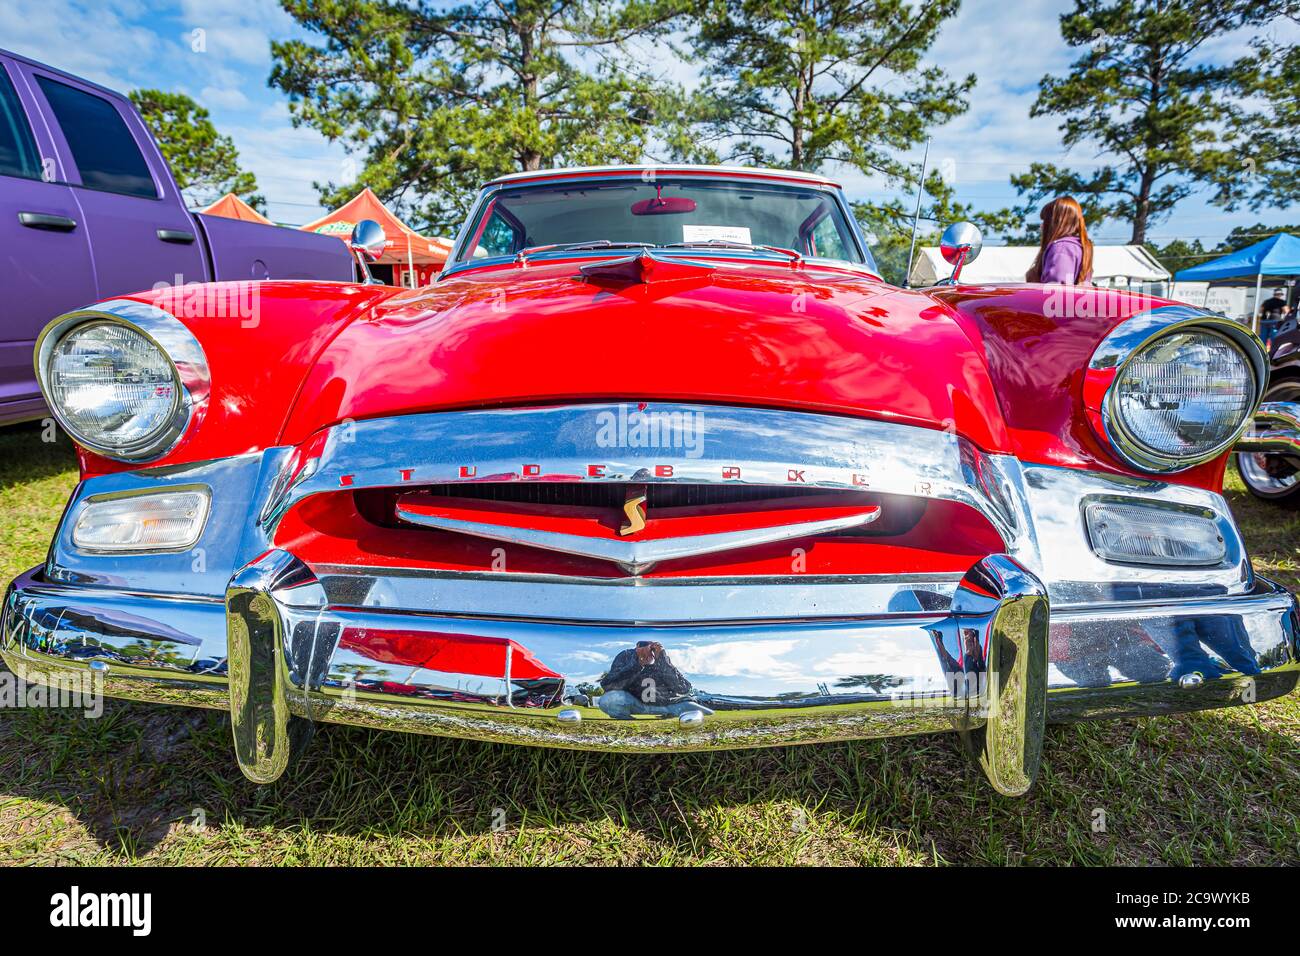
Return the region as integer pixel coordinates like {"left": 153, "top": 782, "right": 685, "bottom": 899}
{"left": 0, "top": 0, "right": 163, "bottom": 89}
{"left": 228, "top": 121, "right": 350, "bottom": 217}
{"left": 175, "top": 0, "right": 291, "bottom": 64}
{"left": 198, "top": 84, "right": 250, "bottom": 110}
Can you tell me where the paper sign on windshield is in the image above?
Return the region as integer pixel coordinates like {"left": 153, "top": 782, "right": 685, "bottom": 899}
{"left": 681, "top": 225, "right": 752, "bottom": 244}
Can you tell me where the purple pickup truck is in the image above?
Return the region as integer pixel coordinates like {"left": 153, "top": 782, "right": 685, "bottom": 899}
{"left": 0, "top": 48, "right": 355, "bottom": 425}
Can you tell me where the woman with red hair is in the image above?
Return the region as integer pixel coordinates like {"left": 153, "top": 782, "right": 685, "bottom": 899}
{"left": 1026, "top": 196, "right": 1094, "bottom": 285}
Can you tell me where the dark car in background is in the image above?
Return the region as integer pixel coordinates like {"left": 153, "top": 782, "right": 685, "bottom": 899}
{"left": 1237, "top": 319, "right": 1300, "bottom": 505}
{"left": 0, "top": 48, "right": 354, "bottom": 425}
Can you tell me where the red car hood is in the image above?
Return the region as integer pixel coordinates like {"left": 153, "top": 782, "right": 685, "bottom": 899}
{"left": 281, "top": 258, "right": 1013, "bottom": 452}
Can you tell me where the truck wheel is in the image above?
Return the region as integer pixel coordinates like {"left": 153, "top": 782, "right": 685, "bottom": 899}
{"left": 1237, "top": 381, "right": 1300, "bottom": 507}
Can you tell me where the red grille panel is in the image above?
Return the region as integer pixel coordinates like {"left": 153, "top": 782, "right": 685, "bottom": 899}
{"left": 274, "top": 483, "right": 1005, "bottom": 578}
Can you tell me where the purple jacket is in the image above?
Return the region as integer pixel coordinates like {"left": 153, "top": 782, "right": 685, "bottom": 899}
{"left": 1038, "top": 236, "right": 1090, "bottom": 284}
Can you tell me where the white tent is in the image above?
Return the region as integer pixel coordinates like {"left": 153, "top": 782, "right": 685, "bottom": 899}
{"left": 908, "top": 244, "right": 1171, "bottom": 289}
{"left": 1167, "top": 282, "right": 1252, "bottom": 321}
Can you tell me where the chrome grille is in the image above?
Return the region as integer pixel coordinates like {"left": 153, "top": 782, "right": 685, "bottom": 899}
{"left": 355, "top": 483, "right": 929, "bottom": 537}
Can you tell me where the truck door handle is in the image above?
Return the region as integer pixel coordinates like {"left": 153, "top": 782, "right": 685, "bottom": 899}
{"left": 18, "top": 211, "right": 77, "bottom": 231}
{"left": 157, "top": 229, "right": 196, "bottom": 244}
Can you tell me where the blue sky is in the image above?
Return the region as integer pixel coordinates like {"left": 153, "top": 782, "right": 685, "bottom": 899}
{"left": 2, "top": 0, "right": 1295, "bottom": 247}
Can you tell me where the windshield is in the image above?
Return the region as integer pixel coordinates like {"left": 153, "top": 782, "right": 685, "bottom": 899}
{"left": 454, "top": 177, "right": 870, "bottom": 267}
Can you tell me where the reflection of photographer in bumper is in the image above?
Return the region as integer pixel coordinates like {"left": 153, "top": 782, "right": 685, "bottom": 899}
{"left": 597, "top": 641, "right": 714, "bottom": 720}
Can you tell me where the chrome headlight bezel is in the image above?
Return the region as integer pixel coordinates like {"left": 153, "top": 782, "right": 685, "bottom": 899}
{"left": 34, "top": 299, "right": 210, "bottom": 462}
{"left": 1086, "top": 307, "right": 1267, "bottom": 474}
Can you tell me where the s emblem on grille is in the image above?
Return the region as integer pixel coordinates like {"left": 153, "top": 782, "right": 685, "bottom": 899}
{"left": 619, "top": 485, "right": 648, "bottom": 536}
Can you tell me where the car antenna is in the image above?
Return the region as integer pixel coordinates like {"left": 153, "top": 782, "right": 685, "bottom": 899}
{"left": 903, "top": 137, "right": 930, "bottom": 290}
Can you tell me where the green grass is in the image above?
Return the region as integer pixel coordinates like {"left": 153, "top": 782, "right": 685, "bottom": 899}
{"left": 0, "top": 423, "right": 1296, "bottom": 865}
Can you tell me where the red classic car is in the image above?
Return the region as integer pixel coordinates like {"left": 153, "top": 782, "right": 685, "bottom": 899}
{"left": 5, "top": 165, "right": 1299, "bottom": 796}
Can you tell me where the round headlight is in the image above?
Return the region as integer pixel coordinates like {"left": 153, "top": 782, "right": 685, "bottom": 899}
{"left": 45, "top": 321, "right": 181, "bottom": 456}
{"left": 1110, "top": 329, "right": 1256, "bottom": 467}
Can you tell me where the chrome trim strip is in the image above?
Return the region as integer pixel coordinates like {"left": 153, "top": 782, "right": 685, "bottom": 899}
{"left": 313, "top": 566, "right": 964, "bottom": 624}
{"left": 395, "top": 503, "right": 880, "bottom": 574}
{"left": 1086, "top": 306, "right": 1268, "bottom": 474}
{"left": 33, "top": 298, "right": 211, "bottom": 462}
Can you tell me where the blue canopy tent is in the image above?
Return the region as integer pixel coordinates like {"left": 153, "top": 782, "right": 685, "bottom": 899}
{"left": 1174, "top": 234, "right": 1300, "bottom": 333}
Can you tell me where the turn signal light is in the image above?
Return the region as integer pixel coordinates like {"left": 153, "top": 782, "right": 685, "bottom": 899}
{"left": 1084, "top": 500, "right": 1225, "bottom": 567}
{"left": 72, "top": 490, "right": 210, "bottom": 553}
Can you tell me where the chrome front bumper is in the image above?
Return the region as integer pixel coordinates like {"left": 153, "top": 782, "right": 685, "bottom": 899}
{"left": 4, "top": 402, "right": 1300, "bottom": 795}
{"left": 5, "top": 554, "right": 1297, "bottom": 795}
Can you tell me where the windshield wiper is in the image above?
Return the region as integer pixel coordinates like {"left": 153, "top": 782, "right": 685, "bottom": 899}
{"left": 565, "top": 240, "right": 657, "bottom": 252}
{"left": 659, "top": 239, "right": 804, "bottom": 264}
{"left": 514, "top": 239, "right": 654, "bottom": 265}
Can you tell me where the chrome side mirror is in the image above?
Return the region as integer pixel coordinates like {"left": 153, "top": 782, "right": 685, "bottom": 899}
{"left": 937, "top": 221, "right": 982, "bottom": 285}
{"left": 349, "top": 219, "right": 388, "bottom": 284}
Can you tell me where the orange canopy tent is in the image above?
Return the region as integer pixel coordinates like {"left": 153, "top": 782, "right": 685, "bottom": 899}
{"left": 200, "top": 193, "right": 274, "bottom": 225}
{"left": 299, "top": 188, "right": 452, "bottom": 285}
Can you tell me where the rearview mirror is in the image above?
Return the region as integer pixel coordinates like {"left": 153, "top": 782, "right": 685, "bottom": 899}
{"left": 631, "top": 196, "right": 698, "bottom": 215}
